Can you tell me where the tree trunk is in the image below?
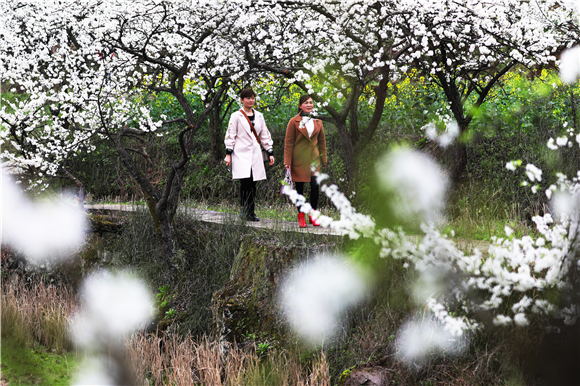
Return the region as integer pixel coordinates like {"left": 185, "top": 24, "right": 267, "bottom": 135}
{"left": 433, "top": 73, "right": 471, "bottom": 183}
{"left": 158, "top": 214, "right": 177, "bottom": 259}
{"left": 443, "top": 118, "right": 469, "bottom": 184}
{"left": 335, "top": 121, "right": 356, "bottom": 183}
{"left": 209, "top": 104, "right": 223, "bottom": 163}
{"left": 446, "top": 141, "right": 468, "bottom": 184}
{"left": 155, "top": 162, "right": 189, "bottom": 261}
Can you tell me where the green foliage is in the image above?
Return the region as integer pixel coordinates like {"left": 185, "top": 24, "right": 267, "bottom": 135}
{"left": 155, "top": 285, "right": 171, "bottom": 307}
{"left": 164, "top": 308, "right": 177, "bottom": 318}
{"left": 0, "top": 334, "right": 77, "bottom": 386}
{"left": 256, "top": 341, "right": 272, "bottom": 357}
{"left": 465, "top": 70, "right": 569, "bottom": 205}
{"left": 155, "top": 284, "right": 178, "bottom": 322}
{"left": 446, "top": 181, "right": 534, "bottom": 241}
{"left": 338, "top": 366, "right": 355, "bottom": 383}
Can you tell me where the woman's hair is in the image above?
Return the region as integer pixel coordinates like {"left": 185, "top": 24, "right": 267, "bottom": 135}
{"left": 298, "top": 94, "right": 312, "bottom": 112}
{"left": 239, "top": 88, "right": 256, "bottom": 99}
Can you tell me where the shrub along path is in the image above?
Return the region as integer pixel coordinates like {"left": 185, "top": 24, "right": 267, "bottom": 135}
{"left": 85, "top": 203, "right": 490, "bottom": 252}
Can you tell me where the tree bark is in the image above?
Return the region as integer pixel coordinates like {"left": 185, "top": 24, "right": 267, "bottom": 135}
{"left": 446, "top": 141, "right": 468, "bottom": 184}
{"left": 335, "top": 120, "right": 356, "bottom": 182}
{"left": 209, "top": 104, "right": 223, "bottom": 163}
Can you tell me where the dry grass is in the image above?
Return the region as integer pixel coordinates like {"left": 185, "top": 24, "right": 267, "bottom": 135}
{"left": 3, "top": 274, "right": 331, "bottom": 385}
{"left": 192, "top": 337, "right": 223, "bottom": 384}
{"left": 125, "top": 333, "right": 331, "bottom": 385}
{"left": 223, "top": 341, "right": 257, "bottom": 386}
{"left": 309, "top": 352, "right": 331, "bottom": 386}
{"left": 125, "top": 332, "right": 164, "bottom": 385}
{"left": 0, "top": 262, "right": 514, "bottom": 385}
{"left": 1, "top": 274, "right": 76, "bottom": 352}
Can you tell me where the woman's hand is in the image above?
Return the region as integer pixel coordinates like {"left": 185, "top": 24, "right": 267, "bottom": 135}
{"left": 224, "top": 154, "right": 232, "bottom": 167}
{"left": 284, "top": 164, "right": 290, "bottom": 169}
{"left": 269, "top": 155, "right": 275, "bottom": 166}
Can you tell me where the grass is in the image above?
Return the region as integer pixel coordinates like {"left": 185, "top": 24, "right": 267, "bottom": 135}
{"left": 0, "top": 335, "right": 77, "bottom": 386}
{"left": 184, "top": 199, "right": 316, "bottom": 222}
{"left": 125, "top": 332, "right": 331, "bottom": 385}
{"left": 1, "top": 275, "right": 78, "bottom": 385}
{"left": 1, "top": 268, "right": 331, "bottom": 385}
{"left": 3, "top": 208, "right": 566, "bottom": 385}
{"left": 1, "top": 275, "right": 75, "bottom": 352}
{"left": 444, "top": 216, "right": 531, "bottom": 241}
{"left": 107, "top": 209, "right": 342, "bottom": 337}
{"left": 446, "top": 182, "right": 536, "bottom": 241}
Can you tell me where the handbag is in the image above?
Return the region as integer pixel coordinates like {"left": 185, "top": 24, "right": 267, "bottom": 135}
{"left": 239, "top": 109, "right": 269, "bottom": 162}
{"left": 281, "top": 167, "right": 294, "bottom": 194}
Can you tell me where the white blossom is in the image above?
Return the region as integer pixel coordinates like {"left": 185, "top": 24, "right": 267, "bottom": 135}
{"left": 559, "top": 45, "right": 580, "bottom": 83}
{"left": 505, "top": 160, "right": 522, "bottom": 171}
{"left": 72, "top": 356, "right": 117, "bottom": 386}
{"left": 493, "top": 315, "right": 513, "bottom": 326}
{"left": 69, "top": 269, "right": 155, "bottom": 348}
{"left": 376, "top": 148, "right": 448, "bottom": 224}
{"left": 395, "top": 315, "right": 467, "bottom": 366}
{"left": 556, "top": 136, "right": 569, "bottom": 147}
{"left": 525, "top": 164, "right": 543, "bottom": 182}
{"left": 0, "top": 168, "right": 87, "bottom": 265}
{"left": 514, "top": 313, "right": 530, "bottom": 326}
{"left": 279, "top": 254, "right": 368, "bottom": 345}
{"left": 504, "top": 226, "right": 514, "bottom": 237}
{"left": 547, "top": 137, "right": 559, "bottom": 150}
{"left": 422, "top": 120, "right": 459, "bottom": 148}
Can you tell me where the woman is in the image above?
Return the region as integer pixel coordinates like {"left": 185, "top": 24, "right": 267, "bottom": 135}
{"left": 224, "top": 88, "right": 275, "bottom": 221}
{"left": 284, "top": 95, "right": 327, "bottom": 228}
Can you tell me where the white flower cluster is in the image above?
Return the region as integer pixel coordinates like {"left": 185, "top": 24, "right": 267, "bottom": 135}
{"left": 397, "top": 0, "right": 571, "bottom": 77}
{"left": 558, "top": 0, "right": 580, "bottom": 83}
{"left": 0, "top": 167, "right": 87, "bottom": 265}
{"left": 281, "top": 139, "right": 579, "bottom": 341}
{"left": 395, "top": 313, "right": 467, "bottom": 367}
{"left": 422, "top": 119, "right": 460, "bottom": 148}
{"left": 1, "top": 0, "right": 575, "bottom": 191}
{"left": 376, "top": 148, "right": 449, "bottom": 225}
{"left": 0, "top": 0, "right": 246, "bottom": 188}
{"left": 69, "top": 269, "right": 155, "bottom": 385}
{"left": 278, "top": 254, "right": 368, "bottom": 346}
{"left": 547, "top": 122, "right": 580, "bottom": 150}
{"left": 282, "top": 172, "right": 375, "bottom": 240}
{"left": 69, "top": 269, "right": 155, "bottom": 348}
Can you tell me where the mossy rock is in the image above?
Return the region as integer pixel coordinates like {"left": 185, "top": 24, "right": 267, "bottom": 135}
{"left": 88, "top": 212, "right": 125, "bottom": 234}
{"left": 212, "top": 235, "right": 334, "bottom": 343}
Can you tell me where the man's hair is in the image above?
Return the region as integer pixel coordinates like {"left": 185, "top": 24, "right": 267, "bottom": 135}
{"left": 239, "top": 88, "right": 256, "bottom": 99}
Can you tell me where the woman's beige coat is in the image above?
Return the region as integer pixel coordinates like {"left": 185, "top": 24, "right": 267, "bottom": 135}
{"left": 224, "top": 110, "right": 273, "bottom": 181}
{"left": 284, "top": 114, "right": 327, "bottom": 182}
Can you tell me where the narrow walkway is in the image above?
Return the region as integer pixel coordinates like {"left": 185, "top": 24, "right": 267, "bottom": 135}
{"left": 85, "top": 203, "right": 343, "bottom": 236}
{"left": 85, "top": 203, "right": 490, "bottom": 252}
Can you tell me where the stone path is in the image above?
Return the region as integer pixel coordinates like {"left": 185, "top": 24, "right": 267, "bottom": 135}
{"left": 85, "top": 204, "right": 490, "bottom": 252}
{"left": 85, "top": 203, "right": 343, "bottom": 236}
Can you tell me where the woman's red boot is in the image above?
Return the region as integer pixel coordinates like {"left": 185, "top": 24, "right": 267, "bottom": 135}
{"left": 308, "top": 214, "right": 321, "bottom": 226}
{"left": 297, "top": 212, "right": 307, "bottom": 228}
